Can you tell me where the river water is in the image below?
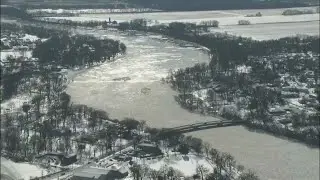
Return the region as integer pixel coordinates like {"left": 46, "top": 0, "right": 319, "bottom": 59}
{"left": 66, "top": 28, "right": 320, "bottom": 180}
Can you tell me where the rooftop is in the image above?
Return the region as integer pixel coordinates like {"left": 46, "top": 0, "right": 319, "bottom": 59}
{"left": 138, "top": 143, "right": 157, "bottom": 148}
{"left": 74, "top": 167, "right": 108, "bottom": 178}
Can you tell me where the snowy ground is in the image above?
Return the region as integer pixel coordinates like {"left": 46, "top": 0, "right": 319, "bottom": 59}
{"left": 147, "top": 154, "right": 213, "bottom": 177}
{"left": 27, "top": 8, "right": 161, "bottom": 14}
{"left": 0, "top": 50, "right": 33, "bottom": 61}
{"left": 44, "top": 7, "right": 319, "bottom": 40}
{"left": 45, "top": 7, "right": 319, "bottom": 25}
{"left": 21, "top": 34, "right": 40, "bottom": 42}
{"left": 1, "top": 95, "right": 31, "bottom": 114}
{"left": 1, "top": 157, "right": 49, "bottom": 180}
{"left": 211, "top": 21, "right": 319, "bottom": 40}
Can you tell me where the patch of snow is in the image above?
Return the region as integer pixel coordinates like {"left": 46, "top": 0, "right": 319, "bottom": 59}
{"left": 28, "top": 8, "right": 161, "bottom": 14}
{"left": 147, "top": 154, "right": 213, "bottom": 177}
{"left": 47, "top": 12, "right": 319, "bottom": 25}
{"left": 193, "top": 89, "right": 209, "bottom": 101}
{"left": 22, "top": 34, "right": 39, "bottom": 42}
{"left": 1, "top": 157, "right": 48, "bottom": 180}
{"left": 1, "top": 95, "right": 31, "bottom": 114}
{"left": 236, "top": 65, "right": 252, "bottom": 73}
{"left": 15, "top": 162, "right": 48, "bottom": 179}
{"left": 0, "top": 50, "right": 33, "bottom": 61}
{"left": 287, "top": 98, "right": 304, "bottom": 109}
{"left": 115, "top": 138, "right": 129, "bottom": 147}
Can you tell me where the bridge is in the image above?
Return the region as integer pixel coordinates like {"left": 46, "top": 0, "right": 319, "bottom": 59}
{"left": 162, "top": 119, "right": 246, "bottom": 134}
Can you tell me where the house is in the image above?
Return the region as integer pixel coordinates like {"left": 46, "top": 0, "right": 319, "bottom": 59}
{"left": 108, "top": 165, "right": 129, "bottom": 179}
{"left": 268, "top": 107, "right": 286, "bottom": 116}
{"left": 137, "top": 143, "right": 162, "bottom": 155}
{"left": 61, "top": 153, "right": 77, "bottom": 166}
{"left": 72, "top": 167, "right": 128, "bottom": 180}
{"left": 72, "top": 167, "right": 108, "bottom": 180}
{"left": 281, "top": 91, "right": 300, "bottom": 98}
{"left": 35, "top": 152, "right": 77, "bottom": 166}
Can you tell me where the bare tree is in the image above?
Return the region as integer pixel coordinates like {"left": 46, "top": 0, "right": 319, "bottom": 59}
{"left": 196, "top": 164, "right": 209, "bottom": 180}
{"left": 237, "top": 170, "right": 260, "bottom": 180}
{"left": 203, "top": 142, "right": 211, "bottom": 158}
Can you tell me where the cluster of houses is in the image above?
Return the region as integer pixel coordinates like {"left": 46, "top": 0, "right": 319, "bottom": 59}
{"left": 33, "top": 142, "right": 163, "bottom": 179}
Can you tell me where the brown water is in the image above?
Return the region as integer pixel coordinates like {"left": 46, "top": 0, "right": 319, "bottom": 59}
{"left": 66, "top": 29, "right": 320, "bottom": 180}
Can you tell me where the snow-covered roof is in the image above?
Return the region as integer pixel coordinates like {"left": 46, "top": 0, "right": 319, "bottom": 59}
{"left": 138, "top": 143, "right": 157, "bottom": 148}
{"left": 268, "top": 107, "right": 286, "bottom": 113}
{"left": 74, "top": 167, "right": 108, "bottom": 178}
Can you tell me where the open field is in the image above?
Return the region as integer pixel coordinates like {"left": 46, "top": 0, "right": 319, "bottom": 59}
{"left": 46, "top": 7, "right": 319, "bottom": 25}
{"left": 4, "top": 0, "right": 130, "bottom": 8}
{"left": 4, "top": 0, "right": 319, "bottom": 9}
{"left": 1, "top": 157, "right": 49, "bottom": 180}
{"left": 213, "top": 21, "right": 320, "bottom": 40}
{"left": 44, "top": 7, "right": 320, "bottom": 40}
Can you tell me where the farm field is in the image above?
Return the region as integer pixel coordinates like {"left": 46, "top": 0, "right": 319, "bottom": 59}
{"left": 44, "top": 6, "right": 320, "bottom": 40}
{"left": 45, "top": 6, "right": 319, "bottom": 24}
{"left": 213, "top": 21, "right": 320, "bottom": 40}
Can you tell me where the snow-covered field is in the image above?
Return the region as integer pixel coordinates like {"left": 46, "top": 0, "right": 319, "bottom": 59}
{"left": 46, "top": 6, "right": 319, "bottom": 25}
{"left": 27, "top": 8, "right": 161, "bottom": 14}
{"left": 44, "top": 7, "right": 319, "bottom": 40}
{"left": 1, "top": 95, "right": 31, "bottom": 114}
{"left": 28, "top": 6, "right": 317, "bottom": 16}
{"left": 1, "top": 157, "right": 48, "bottom": 180}
{"left": 212, "top": 21, "right": 319, "bottom": 40}
{"left": 148, "top": 154, "right": 213, "bottom": 176}
{"left": 222, "top": 6, "right": 319, "bottom": 16}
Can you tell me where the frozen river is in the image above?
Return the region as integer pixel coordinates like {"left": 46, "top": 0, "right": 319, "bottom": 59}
{"left": 67, "top": 29, "right": 214, "bottom": 127}
{"left": 66, "top": 28, "right": 320, "bottom": 180}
